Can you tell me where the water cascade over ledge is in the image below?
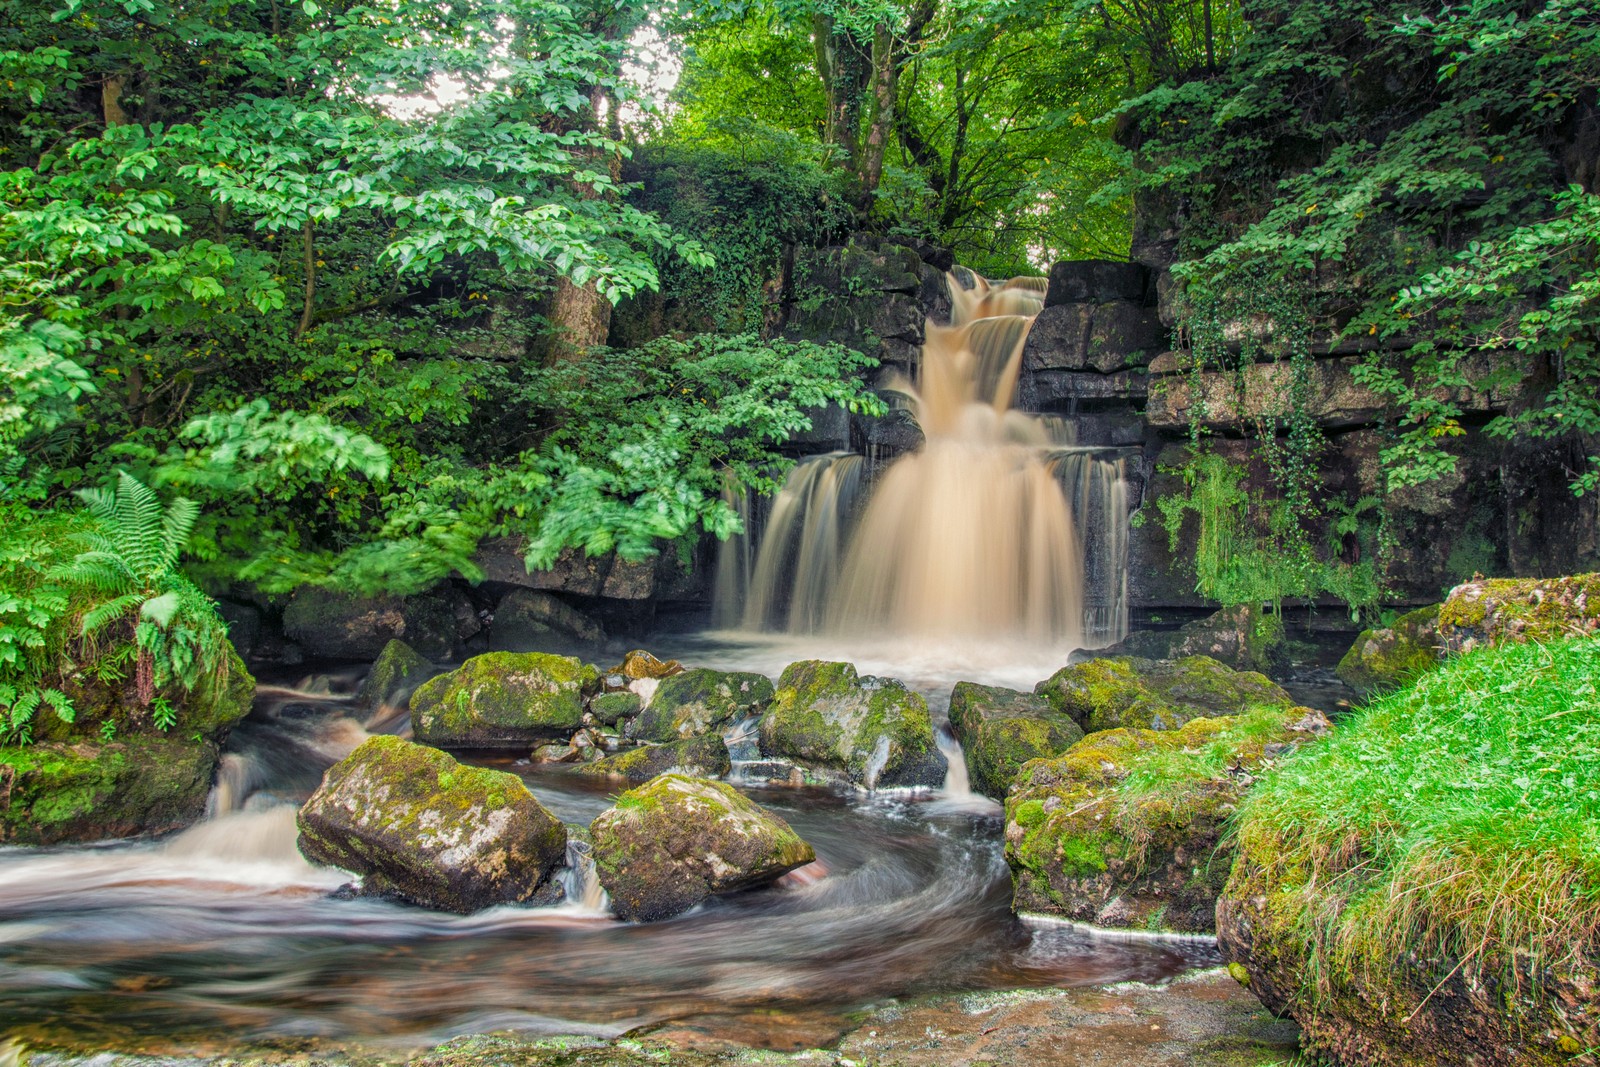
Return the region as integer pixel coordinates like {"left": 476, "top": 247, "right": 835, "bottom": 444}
{"left": 716, "top": 271, "right": 1132, "bottom": 651}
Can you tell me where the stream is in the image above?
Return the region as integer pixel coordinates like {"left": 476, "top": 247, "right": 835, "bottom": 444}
{"left": 0, "top": 633, "right": 1219, "bottom": 1053}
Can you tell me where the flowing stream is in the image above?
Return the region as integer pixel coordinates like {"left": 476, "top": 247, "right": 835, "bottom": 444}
{"left": 0, "top": 270, "right": 1206, "bottom": 1053}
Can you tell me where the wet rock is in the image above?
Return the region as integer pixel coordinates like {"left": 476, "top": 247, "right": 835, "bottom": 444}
{"left": 589, "top": 691, "right": 642, "bottom": 726}
{"left": 0, "top": 735, "right": 221, "bottom": 845}
{"left": 947, "top": 682, "right": 1084, "bottom": 800}
{"left": 628, "top": 668, "right": 775, "bottom": 743}
{"left": 297, "top": 735, "right": 566, "bottom": 913}
{"left": 1005, "top": 706, "right": 1330, "bottom": 932}
{"left": 759, "top": 660, "right": 946, "bottom": 789}
{"left": 489, "top": 589, "right": 605, "bottom": 651}
{"left": 1034, "top": 655, "right": 1293, "bottom": 735}
{"left": 612, "top": 649, "right": 684, "bottom": 681}
{"left": 1044, "top": 260, "right": 1147, "bottom": 306}
{"left": 354, "top": 638, "right": 433, "bottom": 713}
{"left": 282, "top": 584, "right": 478, "bottom": 661}
{"left": 1104, "top": 605, "right": 1286, "bottom": 675}
{"left": 1437, "top": 572, "right": 1600, "bottom": 653}
{"left": 852, "top": 405, "right": 926, "bottom": 458}
{"left": 576, "top": 734, "right": 732, "bottom": 784}
{"left": 1335, "top": 604, "right": 1443, "bottom": 692}
{"left": 589, "top": 774, "right": 815, "bottom": 922}
{"left": 410, "top": 651, "right": 598, "bottom": 748}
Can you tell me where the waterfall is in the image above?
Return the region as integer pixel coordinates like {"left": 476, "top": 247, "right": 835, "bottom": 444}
{"left": 715, "top": 271, "right": 1131, "bottom": 648}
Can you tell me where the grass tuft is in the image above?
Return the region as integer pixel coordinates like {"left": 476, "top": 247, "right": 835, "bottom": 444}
{"left": 1233, "top": 636, "right": 1600, "bottom": 994}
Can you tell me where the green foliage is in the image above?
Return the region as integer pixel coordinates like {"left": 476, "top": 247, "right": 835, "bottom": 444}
{"left": 1235, "top": 636, "right": 1600, "bottom": 995}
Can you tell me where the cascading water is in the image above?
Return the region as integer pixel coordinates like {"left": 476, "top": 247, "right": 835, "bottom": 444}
{"left": 716, "top": 270, "right": 1131, "bottom": 650}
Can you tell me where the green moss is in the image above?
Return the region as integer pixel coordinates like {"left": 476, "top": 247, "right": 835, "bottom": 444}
{"left": 1035, "top": 655, "right": 1292, "bottom": 734}
{"left": 630, "top": 668, "right": 773, "bottom": 742}
{"left": 575, "top": 734, "right": 731, "bottom": 783}
{"left": 411, "top": 651, "right": 597, "bottom": 746}
{"left": 356, "top": 639, "right": 432, "bottom": 710}
{"left": 590, "top": 691, "right": 642, "bottom": 726}
{"left": 1336, "top": 604, "right": 1442, "bottom": 692}
{"left": 760, "top": 660, "right": 937, "bottom": 786}
{"left": 1437, "top": 573, "right": 1600, "bottom": 648}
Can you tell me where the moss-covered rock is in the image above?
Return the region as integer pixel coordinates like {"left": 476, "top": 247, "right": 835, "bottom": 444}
{"left": 589, "top": 691, "right": 642, "bottom": 727}
{"left": 758, "top": 660, "right": 946, "bottom": 789}
{"left": 1437, "top": 572, "right": 1600, "bottom": 652}
{"left": 1004, "top": 706, "right": 1329, "bottom": 932}
{"left": 1034, "top": 655, "right": 1292, "bottom": 734}
{"left": 575, "top": 734, "right": 731, "bottom": 784}
{"left": 297, "top": 735, "right": 566, "bottom": 912}
{"left": 1104, "top": 605, "right": 1287, "bottom": 675}
{"left": 1336, "top": 604, "right": 1443, "bottom": 692}
{"left": 589, "top": 773, "right": 815, "bottom": 922}
{"left": 410, "top": 651, "right": 599, "bottom": 748}
{"left": 628, "top": 668, "right": 774, "bottom": 743}
{"left": 947, "top": 682, "right": 1083, "bottom": 800}
{"left": 354, "top": 638, "right": 434, "bottom": 712}
{"left": 0, "top": 734, "right": 221, "bottom": 844}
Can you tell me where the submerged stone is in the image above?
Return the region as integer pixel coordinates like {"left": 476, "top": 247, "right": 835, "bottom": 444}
{"left": 758, "top": 660, "right": 946, "bottom": 789}
{"left": 410, "top": 651, "right": 598, "bottom": 748}
{"left": 1034, "top": 655, "right": 1293, "bottom": 735}
{"left": 628, "top": 668, "right": 774, "bottom": 742}
{"left": 1004, "top": 706, "right": 1330, "bottom": 932}
{"left": 589, "top": 773, "right": 815, "bottom": 922}
{"left": 575, "top": 734, "right": 732, "bottom": 784}
{"left": 947, "top": 682, "right": 1083, "bottom": 800}
{"left": 354, "top": 638, "right": 433, "bottom": 713}
{"left": 297, "top": 735, "right": 566, "bottom": 913}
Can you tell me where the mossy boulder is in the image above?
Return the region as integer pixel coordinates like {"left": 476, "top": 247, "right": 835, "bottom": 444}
{"left": 758, "top": 660, "right": 946, "bottom": 789}
{"left": 589, "top": 774, "right": 815, "bottom": 922}
{"left": 1437, "top": 572, "right": 1600, "bottom": 653}
{"left": 575, "top": 734, "right": 731, "bottom": 784}
{"left": 297, "top": 735, "right": 566, "bottom": 913}
{"left": 947, "top": 682, "right": 1083, "bottom": 800}
{"left": 354, "top": 638, "right": 434, "bottom": 712}
{"left": 589, "top": 691, "right": 642, "bottom": 727}
{"left": 1034, "top": 655, "right": 1293, "bottom": 735}
{"left": 410, "top": 651, "right": 599, "bottom": 748}
{"left": 1104, "top": 605, "right": 1287, "bottom": 675}
{"left": 1336, "top": 604, "right": 1443, "bottom": 692}
{"left": 1004, "top": 706, "right": 1330, "bottom": 932}
{"left": 30, "top": 644, "right": 255, "bottom": 746}
{"left": 628, "top": 668, "right": 774, "bottom": 743}
{"left": 0, "top": 734, "right": 221, "bottom": 844}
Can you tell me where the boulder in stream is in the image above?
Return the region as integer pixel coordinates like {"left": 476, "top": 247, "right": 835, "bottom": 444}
{"left": 1034, "top": 655, "right": 1293, "bottom": 735}
{"left": 575, "top": 734, "right": 731, "bottom": 784}
{"left": 1005, "top": 705, "right": 1330, "bottom": 932}
{"left": 410, "top": 651, "right": 598, "bottom": 748}
{"left": 947, "top": 682, "right": 1083, "bottom": 800}
{"left": 354, "top": 638, "right": 433, "bottom": 713}
{"left": 589, "top": 774, "right": 815, "bottom": 922}
{"left": 297, "top": 735, "right": 566, "bottom": 912}
{"left": 628, "top": 668, "right": 774, "bottom": 742}
{"left": 1336, "top": 604, "right": 1443, "bottom": 693}
{"left": 1101, "top": 605, "right": 1286, "bottom": 675}
{"left": 758, "top": 660, "right": 946, "bottom": 789}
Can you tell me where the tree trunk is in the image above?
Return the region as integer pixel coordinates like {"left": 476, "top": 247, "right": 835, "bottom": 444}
{"left": 545, "top": 84, "right": 615, "bottom": 362}
{"left": 857, "top": 22, "right": 898, "bottom": 214}
{"left": 296, "top": 219, "right": 316, "bottom": 341}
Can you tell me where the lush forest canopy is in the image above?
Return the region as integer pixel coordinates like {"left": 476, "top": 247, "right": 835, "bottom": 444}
{"left": 1, "top": 0, "right": 1596, "bottom": 734}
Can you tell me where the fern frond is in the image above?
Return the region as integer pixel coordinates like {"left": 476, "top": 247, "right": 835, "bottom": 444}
{"left": 113, "top": 472, "right": 167, "bottom": 579}
{"left": 160, "top": 496, "right": 200, "bottom": 572}
{"left": 81, "top": 593, "right": 144, "bottom": 635}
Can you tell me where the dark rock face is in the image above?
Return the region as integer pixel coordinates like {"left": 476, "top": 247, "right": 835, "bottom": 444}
{"left": 575, "top": 734, "right": 732, "bottom": 784}
{"left": 475, "top": 538, "right": 703, "bottom": 603}
{"left": 0, "top": 735, "right": 220, "bottom": 844}
{"left": 283, "top": 585, "right": 478, "bottom": 661}
{"left": 947, "top": 682, "right": 1083, "bottom": 800}
{"left": 1005, "top": 707, "right": 1329, "bottom": 932}
{"left": 490, "top": 589, "right": 605, "bottom": 651}
{"left": 410, "top": 651, "right": 598, "bottom": 748}
{"left": 297, "top": 735, "right": 567, "bottom": 913}
{"left": 1045, "top": 260, "right": 1148, "bottom": 306}
{"left": 589, "top": 774, "right": 815, "bottom": 922}
{"left": 1021, "top": 302, "right": 1166, "bottom": 375}
{"left": 1102, "top": 605, "right": 1286, "bottom": 675}
{"left": 355, "top": 638, "right": 433, "bottom": 713}
{"left": 629, "top": 668, "right": 775, "bottom": 743}
{"left": 1035, "top": 655, "right": 1294, "bottom": 734}
{"left": 759, "top": 660, "right": 946, "bottom": 789}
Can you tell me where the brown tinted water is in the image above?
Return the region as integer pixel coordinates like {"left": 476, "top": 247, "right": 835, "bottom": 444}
{"left": 0, "top": 666, "right": 1216, "bottom": 1053}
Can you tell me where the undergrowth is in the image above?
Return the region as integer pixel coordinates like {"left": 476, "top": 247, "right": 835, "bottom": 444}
{"left": 1232, "top": 637, "right": 1600, "bottom": 993}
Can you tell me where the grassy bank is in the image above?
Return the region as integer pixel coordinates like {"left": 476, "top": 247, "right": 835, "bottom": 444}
{"left": 1232, "top": 636, "right": 1600, "bottom": 993}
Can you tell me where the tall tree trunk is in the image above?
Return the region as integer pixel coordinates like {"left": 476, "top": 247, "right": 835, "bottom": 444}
{"left": 296, "top": 220, "right": 317, "bottom": 341}
{"left": 545, "top": 85, "right": 615, "bottom": 362}
{"left": 857, "top": 22, "right": 898, "bottom": 214}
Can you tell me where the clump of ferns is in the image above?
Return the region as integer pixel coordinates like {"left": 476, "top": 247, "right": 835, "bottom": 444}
{"left": 51, "top": 471, "right": 231, "bottom": 730}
